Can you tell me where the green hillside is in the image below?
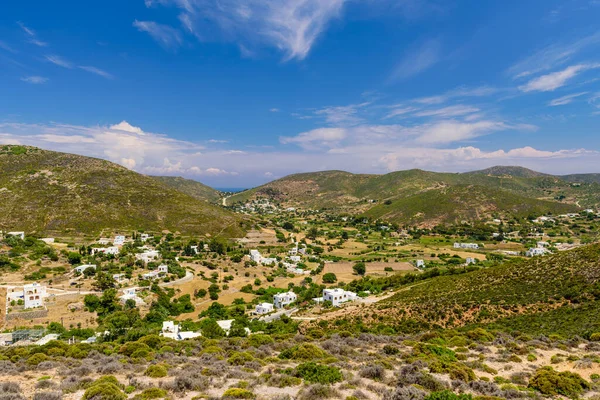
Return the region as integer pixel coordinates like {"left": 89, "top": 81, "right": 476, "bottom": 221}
{"left": 228, "top": 167, "right": 596, "bottom": 225}
{"left": 367, "top": 244, "right": 600, "bottom": 337}
{"left": 0, "top": 145, "right": 246, "bottom": 237}
{"left": 151, "top": 175, "right": 221, "bottom": 203}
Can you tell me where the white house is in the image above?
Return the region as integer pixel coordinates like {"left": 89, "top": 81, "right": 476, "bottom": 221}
{"left": 74, "top": 264, "right": 96, "bottom": 274}
{"left": 416, "top": 260, "right": 425, "bottom": 268}
{"left": 288, "top": 255, "right": 301, "bottom": 263}
{"left": 23, "top": 283, "right": 46, "bottom": 309}
{"left": 255, "top": 303, "right": 274, "bottom": 314}
{"left": 120, "top": 288, "right": 144, "bottom": 306}
{"left": 136, "top": 250, "right": 160, "bottom": 264}
{"left": 537, "top": 241, "right": 550, "bottom": 248}
{"left": 288, "top": 247, "right": 298, "bottom": 256}
{"left": 142, "top": 271, "right": 159, "bottom": 280}
{"left": 158, "top": 264, "right": 169, "bottom": 275}
{"left": 273, "top": 291, "right": 297, "bottom": 309}
{"left": 140, "top": 234, "right": 151, "bottom": 242}
{"left": 40, "top": 238, "right": 55, "bottom": 244}
{"left": 526, "top": 247, "right": 547, "bottom": 257}
{"left": 112, "top": 274, "right": 127, "bottom": 283}
{"left": 97, "top": 238, "right": 111, "bottom": 245}
{"left": 466, "top": 257, "right": 476, "bottom": 265}
{"left": 322, "top": 288, "right": 357, "bottom": 307}
{"left": 7, "top": 232, "right": 25, "bottom": 240}
{"left": 92, "top": 247, "right": 119, "bottom": 256}
{"left": 161, "top": 321, "right": 201, "bottom": 341}
{"left": 114, "top": 235, "right": 126, "bottom": 246}
{"left": 216, "top": 320, "right": 251, "bottom": 336}
{"left": 262, "top": 257, "right": 277, "bottom": 266}
{"left": 454, "top": 243, "right": 479, "bottom": 250}
{"left": 250, "top": 250, "right": 262, "bottom": 263}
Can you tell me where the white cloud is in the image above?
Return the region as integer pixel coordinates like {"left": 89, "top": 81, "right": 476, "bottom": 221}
{"left": 45, "top": 55, "right": 72, "bottom": 68}
{"left": 280, "top": 127, "right": 346, "bottom": 148}
{"left": 110, "top": 121, "right": 145, "bottom": 134}
{"left": 18, "top": 22, "right": 48, "bottom": 47}
{"left": 21, "top": 76, "right": 48, "bottom": 84}
{"left": 133, "top": 20, "right": 182, "bottom": 50}
{"left": 28, "top": 39, "right": 48, "bottom": 47}
{"left": 79, "top": 66, "right": 114, "bottom": 79}
{"left": 17, "top": 21, "right": 35, "bottom": 37}
{"left": 548, "top": 92, "right": 588, "bottom": 106}
{"left": 508, "top": 31, "right": 600, "bottom": 79}
{"left": 144, "top": 0, "right": 347, "bottom": 60}
{"left": 0, "top": 40, "right": 15, "bottom": 53}
{"left": 269, "top": 108, "right": 280, "bottom": 112}
{"left": 518, "top": 64, "right": 599, "bottom": 92}
{"left": 385, "top": 107, "right": 419, "bottom": 119}
{"left": 391, "top": 38, "right": 441, "bottom": 80}
{"left": 314, "top": 102, "right": 369, "bottom": 126}
{"left": 414, "top": 105, "right": 480, "bottom": 118}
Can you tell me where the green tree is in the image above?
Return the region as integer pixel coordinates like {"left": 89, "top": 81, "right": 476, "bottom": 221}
{"left": 322, "top": 273, "right": 337, "bottom": 283}
{"left": 201, "top": 318, "right": 226, "bottom": 339}
{"left": 353, "top": 262, "right": 366, "bottom": 276}
{"left": 68, "top": 252, "right": 82, "bottom": 265}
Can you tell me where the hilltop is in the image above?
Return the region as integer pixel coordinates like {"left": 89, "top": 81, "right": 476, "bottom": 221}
{"left": 228, "top": 167, "right": 596, "bottom": 225}
{"left": 0, "top": 145, "right": 245, "bottom": 237}
{"left": 150, "top": 175, "right": 221, "bottom": 203}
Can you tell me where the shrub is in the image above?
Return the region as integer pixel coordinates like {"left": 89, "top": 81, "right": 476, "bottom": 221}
{"left": 26, "top": 353, "right": 49, "bottom": 366}
{"left": 33, "top": 392, "right": 62, "bottom": 400}
{"left": 425, "top": 391, "right": 472, "bottom": 400}
{"left": 133, "top": 388, "right": 169, "bottom": 400}
{"left": 279, "top": 343, "right": 326, "bottom": 360}
{"left": 383, "top": 386, "right": 427, "bottom": 400}
{"left": 359, "top": 365, "right": 386, "bottom": 381}
{"left": 297, "top": 384, "right": 340, "bottom": 400}
{"left": 82, "top": 383, "right": 127, "bottom": 400}
{"left": 590, "top": 333, "right": 600, "bottom": 342}
{"left": 222, "top": 388, "right": 255, "bottom": 399}
{"left": 248, "top": 334, "right": 274, "bottom": 347}
{"left": 528, "top": 367, "right": 589, "bottom": 398}
{"left": 228, "top": 351, "right": 254, "bottom": 366}
{"left": 144, "top": 364, "right": 168, "bottom": 378}
{"left": 295, "top": 362, "right": 343, "bottom": 385}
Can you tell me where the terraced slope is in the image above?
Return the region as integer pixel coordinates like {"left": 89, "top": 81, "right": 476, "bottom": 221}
{"left": 0, "top": 145, "right": 246, "bottom": 237}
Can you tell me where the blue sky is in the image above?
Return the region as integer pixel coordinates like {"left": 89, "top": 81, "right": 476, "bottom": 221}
{"left": 1, "top": 0, "right": 600, "bottom": 187}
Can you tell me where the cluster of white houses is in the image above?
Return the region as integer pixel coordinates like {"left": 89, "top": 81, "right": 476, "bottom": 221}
{"left": 254, "top": 288, "right": 358, "bottom": 315}
{"left": 526, "top": 241, "right": 551, "bottom": 257}
{"left": 454, "top": 242, "right": 480, "bottom": 250}
{"left": 249, "top": 245, "right": 311, "bottom": 275}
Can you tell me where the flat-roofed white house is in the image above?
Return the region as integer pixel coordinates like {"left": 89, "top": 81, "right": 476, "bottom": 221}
{"left": 466, "top": 257, "right": 476, "bottom": 265}
{"left": 114, "top": 235, "right": 126, "bottom": 246}
{"left": 273, "top": 291, "right": 297, "bottom": 309}
{"left": 250, "top": 250, "right": 262, "bottom": 263}
{"left": 288, "top": 255, "right": 301, "bottom": 263}
{"left": 416, "top": 259, "right": 425, "bottom": 268}
{"left": 23, "top": 283, "right": 46, "bottom": 309}
{"left": 120, "top": 287, "right": 144, "bottom": 306}
{"left": 526, "top": 247, "right": 547, "bottom": 257}
{"left": 74, "top": 264, "right": 96, "bottom": 274}
{"left": 261, "top": 257, "right": 277, "bottom": 266}
{"left": 322, "top": 288, "right": 357, "bottom": 307}
{"left": 140, "top": 234, "right": 151, "bottom": 242}
{"left": 454, "top": 243, "right": 479, "bottom": 250}
{"left": 7, "top": 231, "right": 25, "bottom": 240}
{"left": 113, "top": 274, "right": 127, "bottom": 283}
{"left": 97, "top": 238, "right": 111, "bottom": 245}
{"left": 92, "top": 247, "right": 119, "bottom": 256}
{"left": 135, "top": 250, "right": 160, "bottom": 264}
{"left": 158, "top": 264, "right": 169, "bottom": 274}
{"left": 40, "top": 238, "right": 55, "bottom": 244}
{"left": 255, "top": 303, "right": 274, "bottom": 314}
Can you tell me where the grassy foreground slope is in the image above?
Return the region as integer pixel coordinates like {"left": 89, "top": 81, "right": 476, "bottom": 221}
{"left": 370, "top": 244, "right": 600, "bottom": 336}
{"left": 150, "top": 175, "right": 221, "bottom": 203}
{"left": 0, "top": 145, "right": 245, "bottom": 237}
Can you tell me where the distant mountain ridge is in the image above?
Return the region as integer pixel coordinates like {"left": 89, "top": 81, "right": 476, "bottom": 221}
{"left": 0, "top": 145, "right": 246, "bottom": 237}
{"left": 229, "top": 166, "right": 600, "bottom": 226}
{"left": 150, "top": 176, "right": 221, "bottom": 203}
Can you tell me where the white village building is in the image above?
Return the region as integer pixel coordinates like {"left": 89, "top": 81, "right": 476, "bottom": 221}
{"left": 526, "top": 247, "right": 547, "bottom": 257}
{"left": 161, "top": 321, "right": 201, "bottom": 341}
{"left": 466, "top": 257, "right": 476, "bottom": 266}
{"left": 23, "top": 283, "right": 46, "bottom": 309}
{"left": 322, "top": 288, "right": 357, "bottom": 307}
{"left": 120, "top": 288, "right": 145, "bottom": 306}
{"left": 416, "top": 259, "right": 425, "bottom": 268}
{"left": 136, "top": 250, "right": 160, "bottom": 264}
{"left": 140, "top": 234, "right": 151, "bottom": 242}
{"left": 250, "top": 250, "right": 262, "bottom": 263}
{"left": 92, "top": 247, "right": 119, "bottom": 256}
{"left": 273, "top": 291, "right": 297, "bottom": 309}
{"left": 255, "top": 303, "right": 274, "bottom": 315}
{"left": 74, "top": 264, "right": 96, "bottom": 274}
{"left": 7, "top": 232, "right": 25, "bottom": 240}
{"left": 454, "top": 243, "right": 479, "bottom": 250}
{"left": 113, "top": 235, "right": 126, "bottom": 246}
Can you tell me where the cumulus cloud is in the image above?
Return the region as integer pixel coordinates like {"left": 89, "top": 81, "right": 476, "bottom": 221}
{"left": 280, "top": 127, "right": 347, "bottom": 149}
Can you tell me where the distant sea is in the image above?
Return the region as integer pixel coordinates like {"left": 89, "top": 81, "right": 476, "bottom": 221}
{"left": 215, "top": 187, "right": 248, "bottom": 193}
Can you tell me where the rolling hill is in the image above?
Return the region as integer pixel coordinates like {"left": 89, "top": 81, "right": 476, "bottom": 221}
{"left": 0, "top": 145, "right": 246, "bottom": 237}
{"left": 150, "top": 175, "right": 221, "bottom": 203}
{"left": 324, "top": 244, "right": 600, "bottom": 337}
{"left": 228, "top": 166, "right": 600, "bottom": 225}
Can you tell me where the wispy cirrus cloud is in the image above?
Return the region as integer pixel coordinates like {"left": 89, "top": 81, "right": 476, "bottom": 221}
{"left": 549, "top": 92, "right": 588, "bottom": 106}
{"left": 45, "top": 54, "right": 72, "bottom": 68}
{"left": 21, "top": 76, "right": 48, "bottom": 84}
{"left": 518, "top": 64, "right": 600, "bottom": 92}
{"left": 79, "top": 66, "right": 114, "bottom": 79}
{"left": 414, "top": 105, "right": 480, "bottom": 118}
{"left": 508, "top": 31, "right": 600, "bottom": 79}
{"left": 141, "top": 0, "right": 347, "bottom": 60}
{"left": 133, "top": 20, "right": 183, "bottom": 50}
{"left": 17, "top": 21, "right": 48, "bottom": 47}
{"left": 391, "top": 38, "right": 441, "bottom": 81}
